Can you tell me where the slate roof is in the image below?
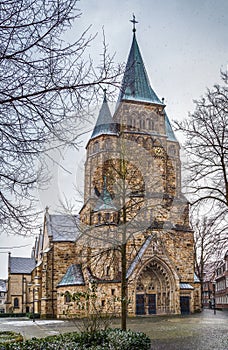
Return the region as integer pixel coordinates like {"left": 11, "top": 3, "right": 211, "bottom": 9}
{"left": 57, "top": 264, "right": 85, "bottom": 287}
{"left": 118, "top": 33, "right": 163, "bottom": 105}
{"left": 194, "top": 273, "right": 200, "bottom": 283}
{"left": 126, "top": 235, "right": 153, "bottom": 279}
{"left": 0, "top": 279, "right": 7, "bottom": 293}
{"left": 91, "top": 93, "right": 118, "bottom": 140}
{"left": 180, "top": 283, "right": 194, "bottom": 290}
{"left": 46, "top": 214, "right": 81, "bottom": 242}
{"left": 9, "top": 257, "right": 36, "bottom": 274}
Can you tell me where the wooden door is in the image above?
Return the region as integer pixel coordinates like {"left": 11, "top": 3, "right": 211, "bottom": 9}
{"left": 136, "top": 294, "right": 145, "bottom": 315}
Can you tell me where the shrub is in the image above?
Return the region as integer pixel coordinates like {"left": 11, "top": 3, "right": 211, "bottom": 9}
{"left": 0, "top": 331, "right": 23, "bottom": 345}
{"left": 2, "top": 329, "right": 151, "bottom": 350}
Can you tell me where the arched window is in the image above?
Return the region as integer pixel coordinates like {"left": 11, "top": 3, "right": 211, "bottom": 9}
{"left": 106, "top": 138, "right": 112, "bottom": 150}
{"left": 128, "top": 117, "right": 133, "bottom": 128}
{"left": 147, "top": 118, "right": 154, "bottom": 130}
{"left": 93, "top": 141, "right": 99, "bottom": 153}
{"left": 106, "top": 266, "right": 110, "bottom": 276}
{"left": 140, "top": 119, "right": 145, "bottom": 130}
{"left": 65, "top": 293, "right": 71, "bottom": 303}
{"left": 14, "top": 298, "right": 19, "bottom": 308}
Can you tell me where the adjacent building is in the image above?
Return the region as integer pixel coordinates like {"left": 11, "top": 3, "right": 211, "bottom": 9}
{"left": 6, "top": 253, "right": 35, "bottom": 313}
{"left": 215, "top": 251, "right": 228, "bottom": 310}
{"left": 0, "top": 279, "right": 7, "bottom": 313}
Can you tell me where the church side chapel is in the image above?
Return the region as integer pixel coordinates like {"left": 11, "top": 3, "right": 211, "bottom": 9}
{"left": 6, "top": 20, "right": 201, "bottom": 318}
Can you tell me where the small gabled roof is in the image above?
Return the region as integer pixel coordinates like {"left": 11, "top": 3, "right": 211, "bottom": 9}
{"left": 90, "top": 92, "right": 118, "bottom": 140}
{"left": 118, "top": 33, "right": 163, "bottom": 106}
{"left": 9, "top": 257, "right": 36, "bottom": 274}
{"left": 57, "top": 264, "right": 85, "bottom": 287}
{"left": 45, "top": 213, "right": 81, "bottom": 242}
{"left": 180, "top": 283, "right": 194, "bottom": 290}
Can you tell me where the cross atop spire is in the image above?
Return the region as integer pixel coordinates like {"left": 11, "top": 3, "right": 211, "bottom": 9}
{"left": 130, "top": 14, "right": 138, "bottom": 33}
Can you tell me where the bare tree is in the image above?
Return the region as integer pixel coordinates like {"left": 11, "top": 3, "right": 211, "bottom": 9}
{"left": 0, "top": 0, "right": 121, "bottom": 235}
{"left": 174, "top": 72, "right": 228, "bottom": 214}
{"left": 192, "top": 209, "right": 228, "bottom": 300}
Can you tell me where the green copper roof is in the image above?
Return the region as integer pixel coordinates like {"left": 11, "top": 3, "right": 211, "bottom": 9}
{"left": 118, "top": 33, "right": 163, "bottom": 105}
{"left": 91, "top": 92, "right": 118, "bottom": 139}
{"left": 57, "top": 264, "right": 85, "bottom": 286}
{"left": 164, "top": 111, "right": 177, "bottom": 141}
{"left": 94, "top": 176, "right": 116, "bottom": 211}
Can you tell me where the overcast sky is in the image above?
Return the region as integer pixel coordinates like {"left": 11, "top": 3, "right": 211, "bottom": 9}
{"left": 1, "top": 0, "right": 227, "bottom": 279}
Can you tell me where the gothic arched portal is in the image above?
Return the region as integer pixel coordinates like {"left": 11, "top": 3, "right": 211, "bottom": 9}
{"left": 135, "top": 258, "right": 176, "bottom": 315}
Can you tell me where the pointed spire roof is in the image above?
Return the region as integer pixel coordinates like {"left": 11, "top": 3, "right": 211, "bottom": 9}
{"left": 94, "top": 176, "right": 117, "bottom": 211}
{"left": 91, "top": 90, "right": 118, "bottom": 140}
{"left": 118, "top": 32, "right": 163, "bottom": 105}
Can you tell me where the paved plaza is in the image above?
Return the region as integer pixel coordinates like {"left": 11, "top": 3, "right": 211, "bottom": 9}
{"left": 0, "top": 309, "right": 227, "bottom": 349}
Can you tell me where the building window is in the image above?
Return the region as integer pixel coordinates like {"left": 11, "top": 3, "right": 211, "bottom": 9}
{"left": 94, "top": 141, "right": 99, "bottom": 153}
{"left": 111, "top": 289, "right": 115, "bottom": 296}
{"left": 106, "top": 266, "right": 110, "bottom": 276}
{"left": 140, "top": 119, "right": 145, "bottom": 129}
{"left": 65, "top": 293, "right": 71, "bottom": 303}
{"left": 101, "top": 300, "right": 105, "bottom": 307}
{"left": 14, "top": 298, "right": 19, "bottom": 308}
{"left": 106, "top": 138, "right": 112, "bottom": 150}
{"left": 97, "top": 213, "right": 101, "bottom": 224}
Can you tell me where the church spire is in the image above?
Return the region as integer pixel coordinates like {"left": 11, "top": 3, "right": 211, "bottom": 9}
{"left": 117, "top": 20, "right": 163, "bottom": 105}
{"left": 90, "top": 90, "right": 117, "bottom": 140}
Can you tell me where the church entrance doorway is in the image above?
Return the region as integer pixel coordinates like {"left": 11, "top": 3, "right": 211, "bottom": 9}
{"left": 136, "top": 294, "right": 145, "bottom": 315}
{"left": 147, "top": 294, "right": 156, "bottom": 314}
{"left": 136, "top": 294, "right": 156, "bottom": 315}
{"left": 135, "top": 258, "right": 176, "bottom": 315}
{"left": 180, "top": 296, "right": 190, "bottom": 314}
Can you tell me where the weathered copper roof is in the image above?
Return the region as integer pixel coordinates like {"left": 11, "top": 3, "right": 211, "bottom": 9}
{"left": 118, "top": 33, "right": 163, "bottom": 105}
{"left": 94, "top": 176, "right": 116, "bottom": 211}
{"left": 164, "top": 111, "right": 177, "bottom": 141}
{"left": 57, "top": 264, "right": 85, "bottom": 287}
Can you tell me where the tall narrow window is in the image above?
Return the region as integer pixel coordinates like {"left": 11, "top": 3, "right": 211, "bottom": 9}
{"left": 106, "top": 266, "right": 110, "bottom": 276}
{"left": 14, "top": 298, "right": 19, "bottom": 308}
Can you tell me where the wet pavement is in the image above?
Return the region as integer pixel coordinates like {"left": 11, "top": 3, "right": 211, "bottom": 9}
{"left": 0, "top": 309, "right": 227, "bottom": 349}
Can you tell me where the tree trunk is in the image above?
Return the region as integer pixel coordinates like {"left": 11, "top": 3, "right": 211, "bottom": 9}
{"left": 121, "top": 241, "right": 127, "bottom": 331}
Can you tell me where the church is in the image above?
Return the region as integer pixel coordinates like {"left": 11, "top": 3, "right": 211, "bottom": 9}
{"left": 6, "top": 23, "right": 201, "bottom": 318}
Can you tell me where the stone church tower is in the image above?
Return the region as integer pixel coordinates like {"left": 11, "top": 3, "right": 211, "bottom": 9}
{"left": 77, "top": 27, "right": 201, "bottom": 315}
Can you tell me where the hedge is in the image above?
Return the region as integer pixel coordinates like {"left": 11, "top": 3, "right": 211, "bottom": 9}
{"left": 1, "top": 329, "right": 151, "bottom": 350}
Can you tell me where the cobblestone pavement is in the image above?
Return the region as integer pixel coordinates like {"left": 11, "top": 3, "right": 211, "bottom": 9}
{"left": 0, "top": 309, "right": 227, "bottom": 349}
